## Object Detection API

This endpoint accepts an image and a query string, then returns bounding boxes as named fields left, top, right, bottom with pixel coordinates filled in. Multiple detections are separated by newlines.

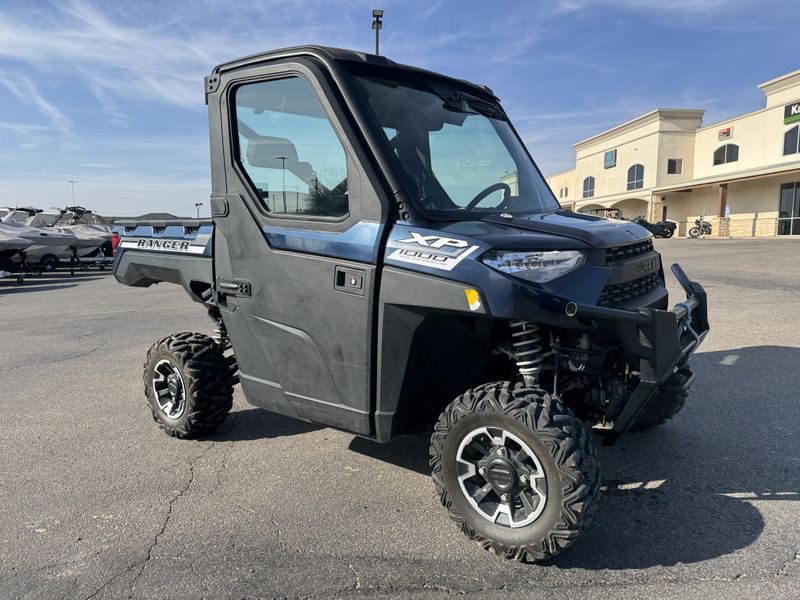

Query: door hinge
left=204, top=74, right=220, bottom=103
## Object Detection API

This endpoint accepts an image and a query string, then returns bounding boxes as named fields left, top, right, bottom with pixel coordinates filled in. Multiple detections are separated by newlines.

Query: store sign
left=784, top=101, right=800, bottom=125
left=718, top=126, right=733, bottom=140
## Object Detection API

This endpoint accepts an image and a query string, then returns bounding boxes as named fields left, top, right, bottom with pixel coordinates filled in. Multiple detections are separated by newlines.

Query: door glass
left=779, top=183, right=794, bottom=218
left=778, top=182, right=799, bottom=235
left=234, top=77, right=349, bottom=217
left=794, top=182, right=800, bottom=217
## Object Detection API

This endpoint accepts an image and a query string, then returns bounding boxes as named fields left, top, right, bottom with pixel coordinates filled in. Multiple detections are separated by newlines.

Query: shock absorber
left=510, top=321, right=543, bottom=387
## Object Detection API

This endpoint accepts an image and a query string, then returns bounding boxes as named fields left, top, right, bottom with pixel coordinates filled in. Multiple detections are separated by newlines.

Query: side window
left=234, top=77, right=349, bottom=217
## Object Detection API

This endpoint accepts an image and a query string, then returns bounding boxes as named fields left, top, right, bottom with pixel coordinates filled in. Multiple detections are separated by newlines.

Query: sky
left=1, top=0, right=798, bottom=217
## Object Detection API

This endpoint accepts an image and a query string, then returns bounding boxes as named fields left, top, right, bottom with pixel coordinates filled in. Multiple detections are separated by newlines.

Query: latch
left=334, top=266, right=365, bottom=296
left=210, top=195, right=229, bottom=217
left=217, top=278, right=252, bottom=298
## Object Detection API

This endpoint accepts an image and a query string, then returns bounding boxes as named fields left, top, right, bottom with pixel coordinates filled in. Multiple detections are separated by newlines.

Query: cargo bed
left=113, top=219, right=214, bottom=302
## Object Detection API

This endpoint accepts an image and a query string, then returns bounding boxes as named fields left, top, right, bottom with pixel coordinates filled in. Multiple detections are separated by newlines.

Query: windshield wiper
left=427, top=83, right=507, bottom=121
left=465, top=97, right=507, bottom=120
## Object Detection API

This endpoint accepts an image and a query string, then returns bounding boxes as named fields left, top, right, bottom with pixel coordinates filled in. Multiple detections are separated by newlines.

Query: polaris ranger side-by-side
left=114, top=46, right=709, bottom=561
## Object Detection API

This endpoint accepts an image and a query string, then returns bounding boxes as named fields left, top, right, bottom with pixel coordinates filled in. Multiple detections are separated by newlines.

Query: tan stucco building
left=546, top=69, right=800, bottom=237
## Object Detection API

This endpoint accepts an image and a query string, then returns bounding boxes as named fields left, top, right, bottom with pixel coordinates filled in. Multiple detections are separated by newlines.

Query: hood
left=482, top=210, right=651, bottom=248
left=426, top=218, right=592, bottom=251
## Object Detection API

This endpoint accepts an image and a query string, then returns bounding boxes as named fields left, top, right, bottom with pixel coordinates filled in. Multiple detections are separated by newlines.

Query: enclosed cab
left=114, top=46, right=708, bottom=562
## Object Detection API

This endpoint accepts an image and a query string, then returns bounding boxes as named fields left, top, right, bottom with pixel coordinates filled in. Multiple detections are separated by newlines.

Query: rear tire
left=688, top=227, right=700, bottom=238
left=664, top=229, right=674, bottom=238
left=430, top=381, right=600, bottom=562
left=143, top=332, right=234, bottom=438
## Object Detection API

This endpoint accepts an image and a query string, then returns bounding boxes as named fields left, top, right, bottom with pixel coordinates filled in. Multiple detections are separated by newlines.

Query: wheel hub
left=455, top=426, right=548, bottom=528
left=485, top=456, right=517, bottom=492
left=152, top=359, right=186, bottom=419
left=167, top=375, right=181, bottom=399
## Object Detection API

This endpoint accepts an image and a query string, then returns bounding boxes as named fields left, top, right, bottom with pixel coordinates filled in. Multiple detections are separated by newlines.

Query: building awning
left=653, top=160, right=800, bottom=194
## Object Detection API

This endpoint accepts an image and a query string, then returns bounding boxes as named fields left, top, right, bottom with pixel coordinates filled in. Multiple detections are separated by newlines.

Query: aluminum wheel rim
left=456, top=426, right=547, bottom=528
left=152, top=359, right=187, bottom=419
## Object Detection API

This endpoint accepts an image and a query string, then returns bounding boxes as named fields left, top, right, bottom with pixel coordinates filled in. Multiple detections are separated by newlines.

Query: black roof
left=209, top=45, right=496, bottom=99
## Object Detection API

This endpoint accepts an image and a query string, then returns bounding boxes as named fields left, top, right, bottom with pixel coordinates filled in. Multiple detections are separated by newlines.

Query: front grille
left=598, top=272, right=660, bottom=307
left=605, top=240, right=654, bottom=265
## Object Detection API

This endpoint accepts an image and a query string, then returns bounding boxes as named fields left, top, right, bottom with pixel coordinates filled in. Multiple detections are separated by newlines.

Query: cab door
left=209, top=60, right=388, bottom=434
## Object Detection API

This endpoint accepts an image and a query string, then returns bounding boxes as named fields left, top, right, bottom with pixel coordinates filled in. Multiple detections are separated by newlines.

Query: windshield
left=349, top=72, right=559, bottom=220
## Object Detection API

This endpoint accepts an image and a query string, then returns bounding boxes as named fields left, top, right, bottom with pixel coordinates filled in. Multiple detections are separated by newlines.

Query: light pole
left=67, top=180, right=77, bottom=205
left=194, top=202, right=203, bottom=219
left=276, top=156, right=289, bottom=212
left=372, top=9, right=383, bottom=55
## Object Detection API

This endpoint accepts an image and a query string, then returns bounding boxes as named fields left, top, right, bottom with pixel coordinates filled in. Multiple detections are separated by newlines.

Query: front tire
left=688, top=227, right=700, bottom=238
left=143, top=332, right=234, bottom=438
left=430, top=382, right=600, bottom=562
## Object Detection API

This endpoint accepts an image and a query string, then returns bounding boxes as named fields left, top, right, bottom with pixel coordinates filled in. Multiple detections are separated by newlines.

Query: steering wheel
left=465, top=182, right=511, bottom=210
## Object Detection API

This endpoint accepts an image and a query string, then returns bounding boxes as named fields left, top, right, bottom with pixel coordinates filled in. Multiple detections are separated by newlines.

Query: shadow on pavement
left=0, top=271, right=111, bottom=294
left=353, top=345, right=800, bottom=569
left=0, top=283, right=80, bottom=294
left=220, top=345, right=799, bottom=569
left=349, top=432, right=431, bottom=475
left=550, top=344, right=799, bottom=569
left=210, top=408, right=322, bottom=442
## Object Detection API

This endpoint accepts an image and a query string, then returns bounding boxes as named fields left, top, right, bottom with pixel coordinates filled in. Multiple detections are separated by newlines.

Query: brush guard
left=560, top=263, right=709, bottom=444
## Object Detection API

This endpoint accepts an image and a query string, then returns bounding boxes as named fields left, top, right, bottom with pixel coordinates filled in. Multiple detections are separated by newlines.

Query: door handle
left=334, top=266, right=365, bottom=296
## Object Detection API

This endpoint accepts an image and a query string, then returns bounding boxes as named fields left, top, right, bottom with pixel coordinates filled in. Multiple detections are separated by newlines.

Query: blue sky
left=0, top=0, right=798, bottom=217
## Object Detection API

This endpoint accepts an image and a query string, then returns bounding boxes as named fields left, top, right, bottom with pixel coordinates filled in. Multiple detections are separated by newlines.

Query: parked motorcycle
left=632, top=216, right=677, bottom=238
left=689, top=216, right=712, bottom=238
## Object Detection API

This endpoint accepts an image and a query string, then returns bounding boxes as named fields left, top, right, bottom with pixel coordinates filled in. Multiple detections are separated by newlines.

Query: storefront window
left=777, top=182, right=800, bottom=235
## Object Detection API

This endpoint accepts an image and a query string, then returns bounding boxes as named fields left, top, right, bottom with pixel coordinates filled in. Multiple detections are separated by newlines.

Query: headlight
left=481, top=250, right=586, bottom=283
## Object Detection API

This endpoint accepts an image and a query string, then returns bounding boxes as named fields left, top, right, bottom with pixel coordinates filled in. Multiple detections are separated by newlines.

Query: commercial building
left=546, top=69, right=800, bottom=236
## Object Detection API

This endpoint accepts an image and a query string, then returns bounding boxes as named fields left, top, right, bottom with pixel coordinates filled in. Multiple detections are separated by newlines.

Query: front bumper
left=559, top=263, right=709, bottom=443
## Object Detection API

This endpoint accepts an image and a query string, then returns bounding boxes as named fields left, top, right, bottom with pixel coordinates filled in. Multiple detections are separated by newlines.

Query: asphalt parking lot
left=1, top=238, right=799, bottom=600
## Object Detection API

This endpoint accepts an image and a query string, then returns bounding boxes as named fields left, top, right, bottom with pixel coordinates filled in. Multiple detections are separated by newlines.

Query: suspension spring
left=212, top=324, right=231, bottom=351
left=510, top=321, right=543, bottom=387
